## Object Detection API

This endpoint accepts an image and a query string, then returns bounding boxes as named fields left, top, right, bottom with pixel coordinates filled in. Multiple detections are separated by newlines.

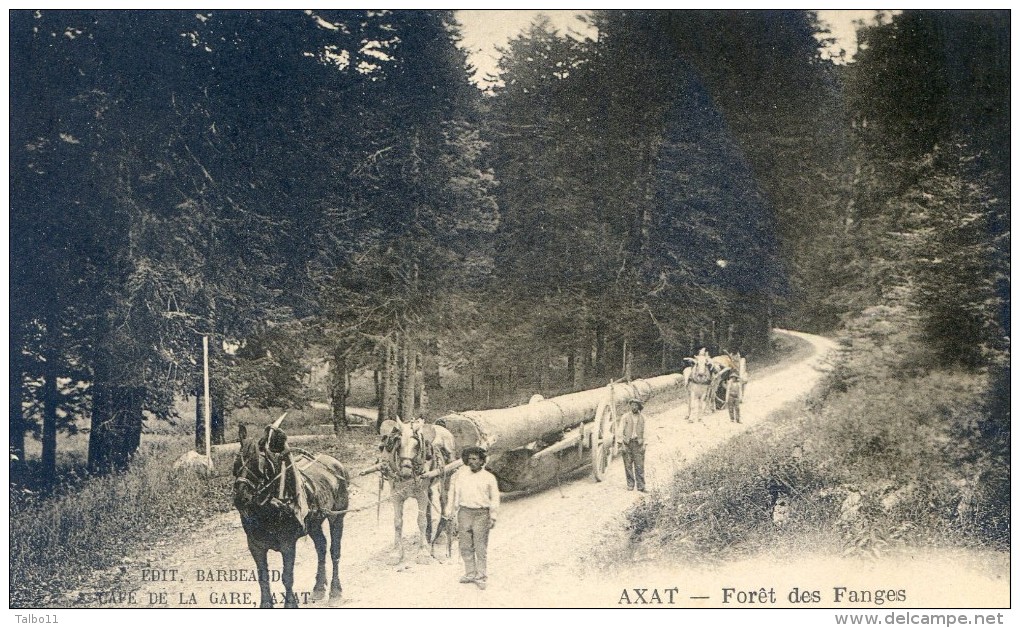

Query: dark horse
left=232, top=416, right=349, bottom=607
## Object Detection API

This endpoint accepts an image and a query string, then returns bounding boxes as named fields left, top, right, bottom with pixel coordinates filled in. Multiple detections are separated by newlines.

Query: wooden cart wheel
left=591, top=398, right=615, bottom=482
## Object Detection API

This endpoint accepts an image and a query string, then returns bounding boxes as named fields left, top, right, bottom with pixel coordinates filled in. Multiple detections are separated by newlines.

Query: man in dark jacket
left=621, top=398, right=647, bottom=492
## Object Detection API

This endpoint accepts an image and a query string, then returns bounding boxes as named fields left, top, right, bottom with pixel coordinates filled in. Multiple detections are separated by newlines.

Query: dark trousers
left=457, top=507, right=491, bottom=580
left=622, top=440, right=646, bottom=490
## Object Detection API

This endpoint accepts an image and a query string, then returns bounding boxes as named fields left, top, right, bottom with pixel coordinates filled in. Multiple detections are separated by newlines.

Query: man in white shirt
left=444, top=446, right=500, bottom=590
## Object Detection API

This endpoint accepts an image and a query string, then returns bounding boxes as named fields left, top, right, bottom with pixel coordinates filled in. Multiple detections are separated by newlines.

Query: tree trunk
left=41, top=350, right=59, bottom=482
left=373, top=369, right=380, bottom=404
left=396, top=334, right=408, bottom=421
left=211, top=393, right=225, bottom=446
left=329, top=346, right=348, bottom=436
left=194, top=384, right=225, bottom=448
left=414, top=352, right=426, bottom=417
left=594, top=322, right=607, bottom=378
left=422, top=339, right=441, bottom=390
left=377, top=342, right=392, bottom=429
left=397, top=337, right=416, bottom=421
left=572, top=344, right=586, bottom=390
left=9, top=346, right=25, bottom=470
left=583, top=338, right=593, bottom=381
left=88, top=381, right=143, bottom=475
left=408, top=344, right=418, bottom=415
left=386, top=338, right=399, bottom=420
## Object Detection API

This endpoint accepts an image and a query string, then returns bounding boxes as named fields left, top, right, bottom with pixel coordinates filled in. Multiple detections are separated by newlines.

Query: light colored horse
left=682, top=349, right=713, bottom=421
left=379, top=417, right=456, bottom=563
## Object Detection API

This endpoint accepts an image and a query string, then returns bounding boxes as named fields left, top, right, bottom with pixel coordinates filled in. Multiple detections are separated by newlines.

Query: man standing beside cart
left=621, top=398, right=647, bottom=492
left=445, top=446, right=500, bottom=590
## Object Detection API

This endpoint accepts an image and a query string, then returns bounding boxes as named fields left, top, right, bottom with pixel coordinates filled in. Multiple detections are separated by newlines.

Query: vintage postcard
left=8, top=8, right=1010, bottom=626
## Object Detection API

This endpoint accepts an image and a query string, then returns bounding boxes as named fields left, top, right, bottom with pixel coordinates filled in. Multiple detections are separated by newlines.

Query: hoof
left=415, top=553, right=433, bottom=565
left=311, top=588, right=326, bottom=601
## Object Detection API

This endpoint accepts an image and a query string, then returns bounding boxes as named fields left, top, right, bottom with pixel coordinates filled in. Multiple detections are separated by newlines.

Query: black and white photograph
left=8, top=8, right=1011, bottom=622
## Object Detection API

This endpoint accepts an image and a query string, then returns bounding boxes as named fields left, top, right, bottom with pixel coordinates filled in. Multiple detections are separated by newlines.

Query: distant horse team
left=683, top=348, right=747, bottom=422
left=231, top=349, right=747, bottom=607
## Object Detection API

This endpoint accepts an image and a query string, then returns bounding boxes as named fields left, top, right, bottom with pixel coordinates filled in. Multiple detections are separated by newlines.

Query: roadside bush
left=9, top=439, right=228, bottom=607
left=623, top=356, right=1007, bottom=565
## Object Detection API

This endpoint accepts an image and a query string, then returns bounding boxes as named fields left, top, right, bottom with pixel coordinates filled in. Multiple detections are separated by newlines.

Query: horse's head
left=233, top=413, right=288, bottom=511
left=683, top=350, right=712, bottom=386
left=692, top=350, right=710, bottom=377
left=379, top=417, right=426, bottom=479
left=398, top=419, right=429, bottom=479
left=233, top=423, right=268, bottom=511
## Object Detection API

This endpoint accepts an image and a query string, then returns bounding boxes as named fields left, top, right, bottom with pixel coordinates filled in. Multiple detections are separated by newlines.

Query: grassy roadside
left=608, top=326, right=1009, bottom=567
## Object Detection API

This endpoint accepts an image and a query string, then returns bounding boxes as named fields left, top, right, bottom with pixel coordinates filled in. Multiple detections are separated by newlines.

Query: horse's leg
left=433, top=475, right=450, bottom=558
left=281, top=541, right=299, bottom=608
left=308, top=519, right=327, bottom=600
left=425, top=487, right=434, bottom=541
left=426, top=481, right=442, bottom=546
left=415, top=490, right=432, bottom=562
left=392, top=493, right=405, bottom=563
left=249, top=541, right=273, bottom=609
left=328, top=514, right=344, bottom=602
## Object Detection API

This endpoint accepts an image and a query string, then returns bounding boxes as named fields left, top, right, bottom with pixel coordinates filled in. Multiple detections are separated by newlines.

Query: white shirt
left=448, top=465, right=500, bottom=520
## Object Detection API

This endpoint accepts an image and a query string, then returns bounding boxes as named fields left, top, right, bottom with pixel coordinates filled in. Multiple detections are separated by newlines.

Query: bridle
left=233, top=441, right=285, bottom=509
left=382, top=428, right=432, bottom=484
left=690, top=357, right=711, bottom=385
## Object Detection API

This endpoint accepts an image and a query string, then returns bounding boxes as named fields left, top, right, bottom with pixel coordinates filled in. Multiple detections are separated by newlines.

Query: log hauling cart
left=437, top=374, right=685, bottom=492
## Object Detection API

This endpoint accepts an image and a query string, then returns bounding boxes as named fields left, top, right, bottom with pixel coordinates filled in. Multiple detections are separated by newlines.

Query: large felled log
left=439, top=373, right=684, bottom=456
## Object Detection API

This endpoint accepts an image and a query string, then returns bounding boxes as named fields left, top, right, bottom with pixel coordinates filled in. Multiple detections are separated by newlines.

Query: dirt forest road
left=77, top=330, right=1008, bottom=608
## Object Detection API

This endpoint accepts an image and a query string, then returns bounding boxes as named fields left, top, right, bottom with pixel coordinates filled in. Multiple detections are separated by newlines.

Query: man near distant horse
left=444, top=446, right=500, bottom=590
left=621, top=398, right=647, bottom=492
left=724, top=368, right=744, bottom=423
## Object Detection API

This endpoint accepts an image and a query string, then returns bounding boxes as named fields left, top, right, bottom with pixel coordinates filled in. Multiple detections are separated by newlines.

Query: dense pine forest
left=9, top=9, right=1008, bottom=495
left=9, top=10, right=1011, bottom=609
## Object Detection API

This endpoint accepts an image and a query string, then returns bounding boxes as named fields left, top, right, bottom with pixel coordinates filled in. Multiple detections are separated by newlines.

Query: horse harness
left=689, top=361, right=712, bottom=386
left=381, top=429, right=444, bottom=486
left=233, top=439, right=344, bottom=509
